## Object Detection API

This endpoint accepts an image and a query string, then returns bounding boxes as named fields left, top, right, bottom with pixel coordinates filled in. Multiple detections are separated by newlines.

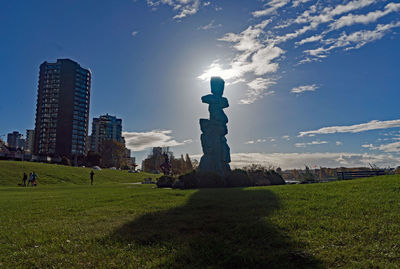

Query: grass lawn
left=0, top=160, right=158, bottom=186
left=1, top=161, right=400, bottom=268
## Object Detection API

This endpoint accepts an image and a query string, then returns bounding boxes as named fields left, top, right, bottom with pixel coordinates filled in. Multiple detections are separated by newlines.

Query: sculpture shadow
left=108, top=188, right=322, bottom=268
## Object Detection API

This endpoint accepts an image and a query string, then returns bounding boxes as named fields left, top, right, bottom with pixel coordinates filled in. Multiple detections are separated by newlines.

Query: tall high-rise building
left=34, top=59, right=91, bottom=157
left=90, top=114, right=122, bottom=153
left=25, top=129, right=35, bottom=153
left=7, top=131, right=25, bottom=150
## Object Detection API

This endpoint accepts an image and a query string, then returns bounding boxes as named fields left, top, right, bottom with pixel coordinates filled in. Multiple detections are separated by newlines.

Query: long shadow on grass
left=108, top=188, right=322, bottom=268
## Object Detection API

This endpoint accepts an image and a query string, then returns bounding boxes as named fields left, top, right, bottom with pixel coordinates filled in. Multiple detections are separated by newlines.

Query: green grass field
left=0, top=160, right=158, bottom=186
left=1, top=161, right=400, bottom=268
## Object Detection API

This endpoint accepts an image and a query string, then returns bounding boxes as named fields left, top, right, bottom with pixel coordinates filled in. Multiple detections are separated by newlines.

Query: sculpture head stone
left=210, top=76, right=225, bottom=97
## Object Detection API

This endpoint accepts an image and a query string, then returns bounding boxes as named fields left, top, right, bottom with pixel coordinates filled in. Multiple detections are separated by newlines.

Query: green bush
left=177, top=166, right=285, bottom=189
left=178, top=171, right=225, bottom=189
left=156, top=176, right=175, bottom=188
left=179, top=170, right=198, bottom=189
left=197, top=171, right=226, bottom=188
left=226, top=169, right=253, bottom=187
left=172, top=180, right=184, bottom=189
left=247, top=170, right=271, bottom=186
left=265, top=170, right=285, bottom=185
left=61, top=156, right=71, bottom=166
left=244, top=166, right=285, bottom=186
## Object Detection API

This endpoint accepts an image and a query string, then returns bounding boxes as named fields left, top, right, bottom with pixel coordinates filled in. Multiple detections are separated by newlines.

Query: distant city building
left=141, top=147, right=193, bottom=174
left=25, top=129, right=35, bottom=153
left=87, top=135, right=92, bottom=151
left=90, top=114, right=122, bottom=153
left=7, top=131, right=25, bottom=150
left=0, top=139, right=7, bottom=154
left=153, top=147, right=163, bottom=157
left=126, top=156, right=136, bottom=169
left=121, top=136, right=131, bottom=157
left=142, top=147, right=172, bottom=173
left=125, top=147, right=131, bottom=159
left=33, top=59, right=91, bottom=157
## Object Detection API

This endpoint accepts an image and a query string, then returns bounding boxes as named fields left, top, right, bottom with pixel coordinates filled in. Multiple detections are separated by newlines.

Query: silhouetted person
left=22, top=173, right=27, bottom=187
left=90, top=171, right=94, bottom=185
left=28, top=172, right=33, bottom=186
left=32, top=172, right=38, bottom=187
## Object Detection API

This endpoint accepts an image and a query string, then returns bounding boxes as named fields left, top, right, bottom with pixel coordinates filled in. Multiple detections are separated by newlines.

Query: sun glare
left=198, top=62, right=239, bottom=82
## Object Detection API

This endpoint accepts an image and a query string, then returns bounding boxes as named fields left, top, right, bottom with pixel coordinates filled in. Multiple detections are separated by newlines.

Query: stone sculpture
left=199, top=77, right=231, bottom=176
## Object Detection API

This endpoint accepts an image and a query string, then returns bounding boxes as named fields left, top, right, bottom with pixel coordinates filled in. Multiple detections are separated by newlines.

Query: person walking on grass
left=28, top=172, right=33, bottom=186
left=31, top=171, right=38, bottom=187
left=22, top=172, right=27, bottom=187
left=90, top=170, right=94, bottom=185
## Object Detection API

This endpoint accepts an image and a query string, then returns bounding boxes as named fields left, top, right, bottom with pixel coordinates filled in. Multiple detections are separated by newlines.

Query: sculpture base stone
left=199, top=154, right=231, bottom=176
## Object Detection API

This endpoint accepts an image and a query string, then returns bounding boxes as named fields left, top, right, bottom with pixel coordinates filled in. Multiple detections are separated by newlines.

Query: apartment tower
left=7, top=131, right=25, bottom=150
left=89, top=114, right=122, bottom=153
left=33, top=59, right=91, bottom=157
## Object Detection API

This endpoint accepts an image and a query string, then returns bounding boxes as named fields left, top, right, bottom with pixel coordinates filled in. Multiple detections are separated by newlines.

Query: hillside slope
left=0, top=161, right=156, bottom=185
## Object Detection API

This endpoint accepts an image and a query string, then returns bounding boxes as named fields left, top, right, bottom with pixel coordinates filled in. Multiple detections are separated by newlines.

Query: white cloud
left=146, top=0, right=202, bottom=19
left=122, top=130, right=192, bottom=151
left=311, top=140, right=328, bottom=145
left=197, top=1, right=400, bottom=104
left=299, top=119, right=400, bottom=137
left=240, top=78, right=276, bottom=104
left=252, top=0, right=290, bottom=17
left=198, top=20, right=283, bottom=104
left=292, top=0, right=312, bottom=7
left=173, top=1, right=201, bottom=19
left=361, top=143, right=378, bottom=150
left=224, top=152, right=400, bottom=169
left=362, top=141, right=400, bottom=153
left=306, top=21, right=400, bottom=57
left=327, top=0, right=378, bottom=17
left=291, top=84, right=318, bottom=94
left=216, top=20, right=270, bottom=52
left=273, top=0, right=398, bottom=61
left=199, top=21, right=278, bottom=78
left=276, top=0, right=379, bottom=44
left=295, top=143, right=306, bottom=148
left=131, top=31, right=139, bottom=36
left=378, top=141, right=400, bottom=153
left=292, top=0, right=378, bottom=27
left=328, top=2, right=400, bottom=31
left=296, top=34, right=323, bottom=45
left=295, top=140, right=328, bottom=148
left=198, top=20, right=222, bottom=30
left=245, top=138, right=268, bottom=144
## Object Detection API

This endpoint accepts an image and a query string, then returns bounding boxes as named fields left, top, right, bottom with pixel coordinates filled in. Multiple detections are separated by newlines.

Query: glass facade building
left=90, top=114, right=123, bottom=153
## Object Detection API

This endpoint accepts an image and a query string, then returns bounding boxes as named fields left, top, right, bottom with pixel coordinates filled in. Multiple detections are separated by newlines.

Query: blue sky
left=1, top=0, right=400, bottom=168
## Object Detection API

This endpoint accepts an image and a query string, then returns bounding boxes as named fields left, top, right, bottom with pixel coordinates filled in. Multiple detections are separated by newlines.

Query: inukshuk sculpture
left=199, top=76, right=231, bottom=176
